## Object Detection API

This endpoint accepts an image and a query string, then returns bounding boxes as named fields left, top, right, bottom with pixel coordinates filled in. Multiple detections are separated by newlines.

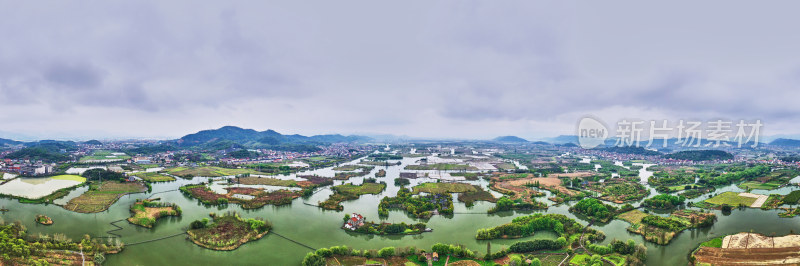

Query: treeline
left=586, top=238, right=647, bottom=264
left=508, top=238, right=567, bottom=253
left=487, top=196, right=547, bottom=214
left=302, top=243, right=476, bottom=266
left=641, top=215, right=685, bottom=231
left=569, top=198, right=618, bottom=222
left=664, top=150, right=733, bottom=161
left=368, top=153, right=403, bottom=161
left=643, top=194, right=686, bottom=209
left=4, top=145, right=71, bottom=162
left=704, top=165, right=770, bottom=185
left=475, top=214, right=579, bottom=240
left=82, top=169, right=127, bottom=182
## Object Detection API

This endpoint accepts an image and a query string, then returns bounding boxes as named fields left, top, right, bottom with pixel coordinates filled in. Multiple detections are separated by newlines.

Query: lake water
left=0, top=158, right=798, bottom=265
left=0, top=177, right=85, bottom=199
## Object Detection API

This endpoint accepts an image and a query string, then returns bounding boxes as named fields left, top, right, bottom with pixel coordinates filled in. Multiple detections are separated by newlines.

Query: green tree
left=302, top=252, right=325, bottom=266
left=378, top=247, right=395, bottom=258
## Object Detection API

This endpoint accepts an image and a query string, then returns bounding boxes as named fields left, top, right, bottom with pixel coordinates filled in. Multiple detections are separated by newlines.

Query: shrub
left=315, top=248, right=332, bottom=257
left=378, top=247, right=395, bottom=258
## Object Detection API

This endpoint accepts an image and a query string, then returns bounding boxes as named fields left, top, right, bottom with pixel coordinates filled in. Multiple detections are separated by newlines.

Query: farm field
left=63, top=181, right=147, bottom=213
left=166, top=166, right=267, bottom=177
left=704, top=192, right=760, bottom=207
left=404, top=163, right=478, bottom=170
left=79, top=150, right=130, bottom=162
left=131, top=172, right=176, bottom=182
left=738, top=181, right=781, bottom=190
left=237, top=176, right=297, bottom=187
left=411, top=182, right=477, bottom=194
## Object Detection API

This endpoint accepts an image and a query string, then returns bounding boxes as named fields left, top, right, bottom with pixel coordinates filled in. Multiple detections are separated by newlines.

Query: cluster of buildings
left=343, top=213, right=365, bottom=231
left=0, top=160, right=56, bottom=176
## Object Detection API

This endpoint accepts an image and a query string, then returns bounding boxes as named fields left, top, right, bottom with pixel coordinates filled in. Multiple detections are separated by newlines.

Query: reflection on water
left=0, top=177, right=84, bottom=199
left=0, top=156, right=795, bottom=266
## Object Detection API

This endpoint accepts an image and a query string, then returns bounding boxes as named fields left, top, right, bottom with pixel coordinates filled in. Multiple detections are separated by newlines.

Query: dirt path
left=740, top=193, right=769, bottom=208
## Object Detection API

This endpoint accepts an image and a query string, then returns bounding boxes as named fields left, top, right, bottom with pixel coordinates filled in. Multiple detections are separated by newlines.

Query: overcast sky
left=1, top=1, right=799, bottom=141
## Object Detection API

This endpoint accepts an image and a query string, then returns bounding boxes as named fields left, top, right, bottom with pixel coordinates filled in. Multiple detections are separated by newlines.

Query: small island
left=342, top=213, right=429, bottom=235
left=187, top=213, right=272, bottom=251
left=617, top=209, right=715, bottom=244
left=127, top=199, right=181, bottom=228
left=35, top=215, right=53, bottom=225
left=319, top=181, right=386, bottom=210
left=378, top=188, right=453, bottom=219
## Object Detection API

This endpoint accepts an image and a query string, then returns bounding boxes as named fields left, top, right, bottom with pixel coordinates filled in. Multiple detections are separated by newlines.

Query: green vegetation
left=405, top=163, right=477, bottom=171
left=367, top=153, right=403, bottom=160
left=783, top=190, right=800, bottom=204
left=187, top=212, right=271, bottom=250
left=82, top=168, right=127, bottom=181
left=475, top=213, right=586, bottom=240
left=332, top=165, right=365, bottom=171
left=79, top=150, right=130, bottom=162
left=457, top=189, right=496, bottom=207
left=664, top=150, right=733, bottom=161
left=642, top=194, right=686, bottom=209
left=127, top=199, right=181, bottom=228
left=179, top=183, right=301, bottom=209
left=508, top=239, right=567, bottom=252
left=50, top=175, right=87, bottom=182
left=411, top=182, right=477, bottom=194
left=5, top=145, right=71, bottom=162
left=347, top=217, right=428, bottom=235
left=589, top=181, right=649, bottom=202
left=703, top=165, right=770, bottom=186
left=449, top=172, right=481, bottom=180
left=738, top=180, right=782, bottom=190
left=679, top=186, right=715, bottom=199
left=166, top=166, right=266, bottom=178
left=237, top=176, right=298, bottom=186
left=569, top=198, right=627, bottom=222
left=64, top=181, right=147, bottom=213
left=320, top=182, right=386, bottom=210
left=0, top=220, right=123, bottom=265
left=699, top=237, right=723, bottom=248
left=704, top=192, right=757, bottom=207
left=487, top=196, right=547, bottom=214
left=130, top=172, right=175, bottom=182
left=379, top=188, right=453, bottom=218
left=618, top=209, right=715, bottom=244
left=333, top=166, right=374, bottom=180
left=35, top=215, right=53, bottom=225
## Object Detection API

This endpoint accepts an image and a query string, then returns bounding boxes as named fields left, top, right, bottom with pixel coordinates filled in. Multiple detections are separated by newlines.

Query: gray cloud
left=0, top=0, right=799, bottom=140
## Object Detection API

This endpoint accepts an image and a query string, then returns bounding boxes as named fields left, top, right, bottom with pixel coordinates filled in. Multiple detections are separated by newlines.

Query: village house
left=343, top=213, right=365, bottom=231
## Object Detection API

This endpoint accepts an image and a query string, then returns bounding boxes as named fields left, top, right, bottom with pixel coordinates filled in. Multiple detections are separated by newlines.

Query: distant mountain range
left=769, top=138, right=800, bottom=147
left=173, top=126, right=373, bottom=150
left=493, top=136, right=528, bottom=143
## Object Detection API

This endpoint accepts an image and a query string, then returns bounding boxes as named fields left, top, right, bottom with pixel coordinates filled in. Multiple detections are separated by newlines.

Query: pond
left=0, top=175, right=86, bottom=199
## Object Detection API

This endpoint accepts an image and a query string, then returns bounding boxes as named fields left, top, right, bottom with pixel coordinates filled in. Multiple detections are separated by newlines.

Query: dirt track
left=695, top=233, right=800, bottom=265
